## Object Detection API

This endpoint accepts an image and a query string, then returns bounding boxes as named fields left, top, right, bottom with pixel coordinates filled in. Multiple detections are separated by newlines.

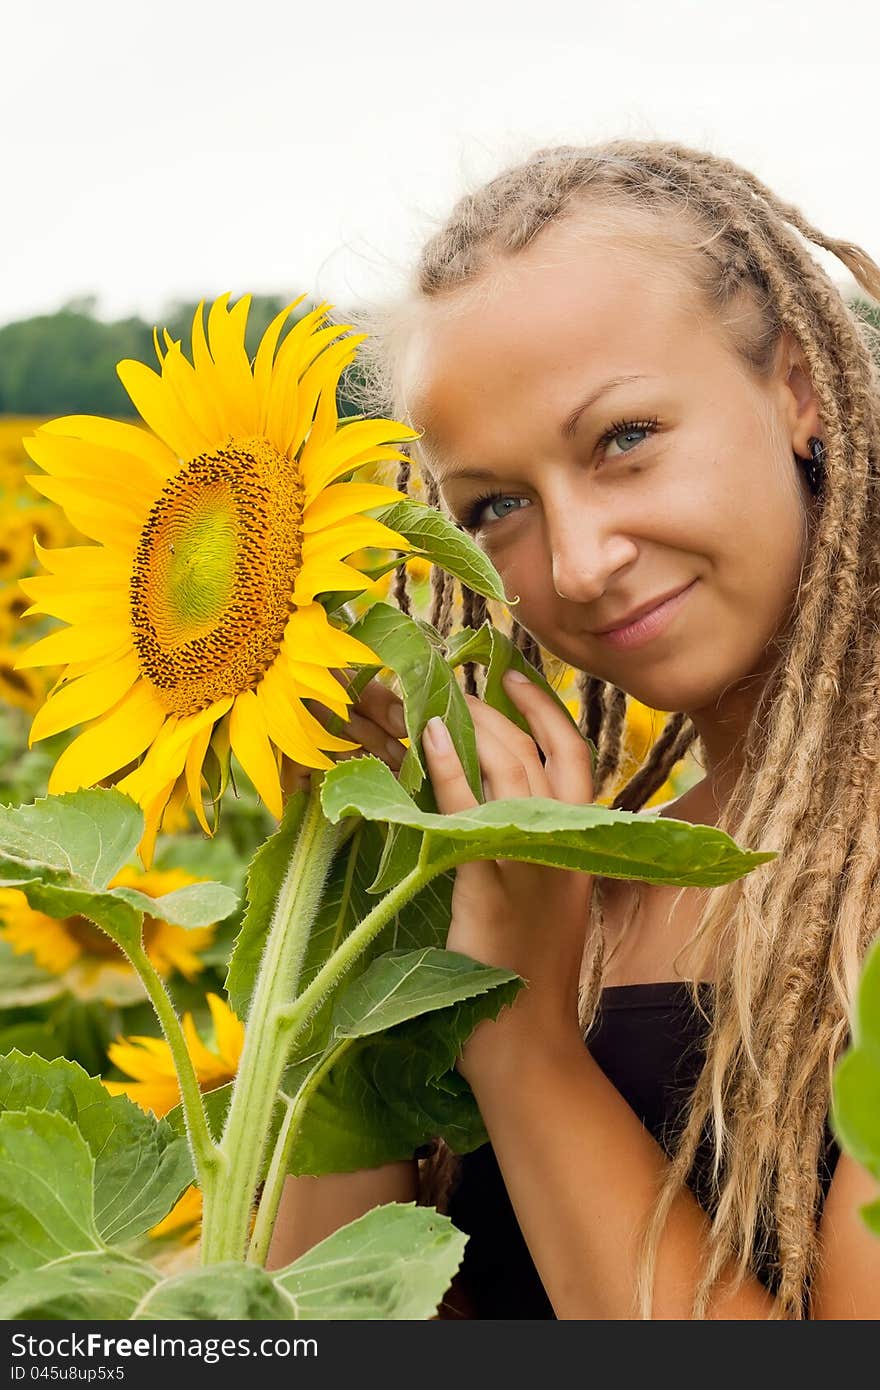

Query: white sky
left=3, top=0, right=879, bottom=326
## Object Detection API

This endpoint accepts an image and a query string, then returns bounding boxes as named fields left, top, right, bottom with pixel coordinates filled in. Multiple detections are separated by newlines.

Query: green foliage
left=132, top=1204, right=465, bottom=1321
left=831, top=936, right=880, bottom=1236
left=0, top=295, right=365, bottom=417
left=286, top=952, right=522, bottom=1172
left=0, top=1053, right=463, bottom=1319
left=321, top=754, right=778, bottom=886
left=0, top=788, right=238, bottom=954
left=0, top=1051, right=193, bottom=1244
left=374, top=499, right=509, bottom=604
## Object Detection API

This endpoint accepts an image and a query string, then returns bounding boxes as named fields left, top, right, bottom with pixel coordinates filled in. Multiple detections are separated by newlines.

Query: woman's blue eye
left=464, top=494, right=529, bottom=530
left=600, top=417, right=658, bottom=459
left=608, top=426, right=648, bottom=455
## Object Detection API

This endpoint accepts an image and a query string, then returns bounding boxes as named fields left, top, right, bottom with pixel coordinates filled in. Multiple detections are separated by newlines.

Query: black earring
left=797, top=436, right=826, bottom=497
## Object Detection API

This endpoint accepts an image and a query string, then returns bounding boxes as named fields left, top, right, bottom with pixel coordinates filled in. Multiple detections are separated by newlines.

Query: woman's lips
left=594, top=580, right=698, bottom=650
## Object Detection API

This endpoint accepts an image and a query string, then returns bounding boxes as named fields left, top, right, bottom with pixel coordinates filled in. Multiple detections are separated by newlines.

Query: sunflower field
left=0, top=299, right=721, bottom=1319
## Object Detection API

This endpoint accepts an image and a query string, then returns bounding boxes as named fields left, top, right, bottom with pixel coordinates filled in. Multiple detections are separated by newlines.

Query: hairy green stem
left=247, top=1042, right=346, bottom=1265
left=200, top=780, right=344, bottom=1265
left=275, top=858, right=429, bottom=1043
left=128, top=944, right=219, bottom=1185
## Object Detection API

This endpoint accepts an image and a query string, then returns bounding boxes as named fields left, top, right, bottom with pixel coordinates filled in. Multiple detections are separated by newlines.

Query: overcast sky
left=4, top=0, right=879, bottom=327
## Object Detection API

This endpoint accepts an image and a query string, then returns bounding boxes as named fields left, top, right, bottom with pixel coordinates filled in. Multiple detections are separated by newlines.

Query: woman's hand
left=280, top=667, right=407, bottom=799
left=421, top=668, right=595, bottom=1085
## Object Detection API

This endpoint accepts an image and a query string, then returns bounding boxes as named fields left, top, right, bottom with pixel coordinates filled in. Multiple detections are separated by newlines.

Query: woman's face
left=402, top=223, right=818, bottom=717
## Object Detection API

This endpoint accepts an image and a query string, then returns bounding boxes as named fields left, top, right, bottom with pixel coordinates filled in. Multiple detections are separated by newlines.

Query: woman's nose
left=548, top=509, right=638, bottom=604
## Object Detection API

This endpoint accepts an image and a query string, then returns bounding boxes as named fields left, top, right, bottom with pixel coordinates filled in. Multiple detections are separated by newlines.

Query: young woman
left=267, top=139, right=880, bottom=1319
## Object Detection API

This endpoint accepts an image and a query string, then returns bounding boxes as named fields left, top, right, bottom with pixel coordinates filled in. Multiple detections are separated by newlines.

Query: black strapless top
left=438, top=981, right=840, bottom=1319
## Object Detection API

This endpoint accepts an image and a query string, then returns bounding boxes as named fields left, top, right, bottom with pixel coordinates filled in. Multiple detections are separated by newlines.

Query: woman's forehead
left=401, top=236, right=705, bottom=441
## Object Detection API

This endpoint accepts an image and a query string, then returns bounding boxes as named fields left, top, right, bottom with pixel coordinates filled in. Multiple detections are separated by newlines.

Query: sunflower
left=0, top=514, right=33, bottom=583
left=14, top=295, right=417, bottom=863
left=0, top=864, right=216, bottom=1004
left=0, top=582, right=31, bottom=640
left=104, top=990, right=243, bottom=1118
left=0, top=642, right=46, bottom=713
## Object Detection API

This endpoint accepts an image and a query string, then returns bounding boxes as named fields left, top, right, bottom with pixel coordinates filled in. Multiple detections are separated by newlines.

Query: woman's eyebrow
left=561, top=373, right=653, bottom=439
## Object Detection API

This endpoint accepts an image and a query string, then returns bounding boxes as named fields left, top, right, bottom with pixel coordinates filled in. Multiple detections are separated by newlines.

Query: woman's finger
left=464, top=695, right=552, bottom=801
left=422, top=716, right=480, bottom=815
left=500, top=671, right=594, bottom=805
left=354, top=675, right=408, bottom=738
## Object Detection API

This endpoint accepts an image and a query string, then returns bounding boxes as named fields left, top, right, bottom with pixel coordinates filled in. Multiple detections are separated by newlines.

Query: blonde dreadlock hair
left=345, top=139, right=880, bottom=1318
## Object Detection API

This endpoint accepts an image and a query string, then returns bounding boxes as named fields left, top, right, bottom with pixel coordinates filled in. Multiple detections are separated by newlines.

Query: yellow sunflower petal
left=285, top=334, right=363, bottom=459
left=301, top=482, right=406, bottom=534
left=156, top=337, right=225, bottom=445
left=253, top=297, right=308, bottom=423
left=23, top=434, right=160, bottom=514
left=263, top=307, right=337, bottom=456
left=117, top=698, right=233, bottom=807
left=284, top=602, right=382, bottom=668
left=103, top=1077, right=181, bottom=1117
left=207, top=294, right=258, bottom=436
left=38, top=416, right=176, bottom=487
left=107, top=1036, right=178, bottom=1083
left=300, top=419, right=419, bottom=502
left=206, top=993, right=244, bottom=1072
left=24, top=475, right=144, bottom=547
left=14, top=622, right=130, bottom=671
left=182, top=1010, right=229, bottom=1081
left=31, top=538, right=129, bottom=584
left=28, top=650, right=140, bottom=745
left=302, top=515, right=414, bottom=563
left=184, top=719, right=215, bottom=836
left=229, top=689, right=284, bottom=817
left=117, top=358, right=211, bottom=460
left=137, top=776, right=177, bottom=872
left=47, top=682, right=169, bottom=794
left=292, top=559, right=374, bottom=606
left=60, top=642, right=132, bottom=683
left=285, top=660, right=351, bottom=713
left=18, top=577, right=128, bottom=628
left=149, top=1185, right=202, bottom=1240
left=256, top=661, right=340, bottom=768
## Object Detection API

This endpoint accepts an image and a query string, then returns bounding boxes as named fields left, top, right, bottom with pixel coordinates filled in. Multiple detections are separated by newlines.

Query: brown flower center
left=130, top=437, right=305, bottom=716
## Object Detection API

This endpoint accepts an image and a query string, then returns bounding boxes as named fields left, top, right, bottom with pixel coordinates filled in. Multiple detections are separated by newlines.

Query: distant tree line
left=0, top=295, right=366, bottom=419
left=2, top=293, right=877, bottom=421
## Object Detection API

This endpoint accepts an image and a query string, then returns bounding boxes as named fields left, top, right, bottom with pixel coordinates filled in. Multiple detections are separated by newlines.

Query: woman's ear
left=774, top=332, right=823, bottom=455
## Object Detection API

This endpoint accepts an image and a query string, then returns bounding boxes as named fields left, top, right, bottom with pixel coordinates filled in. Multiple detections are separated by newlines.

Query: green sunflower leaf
left=0, top=788, right=143, bottom=885
left=225, top=788, right=310, bottom=1020
left=0, top=1050, right=193, bottom=1244
left=446, top=622, right=588, bottom=746
left=0, top=1251, right=160, bottom=1320
left=272, top=1202, right=468, bottom=1319
left=112, top=881, right=239, bottom=929
left=328, top=946, right=520, bottom=1041
left=832, top=936, right=880, bottom=1186
left=0, top=788, right=237, bottom=955
left=321, top=754, right=778, bottom=886
left=132, top=1202, right=466, bottom=1320
left=284, top=949, right=522, bottom=1175
left=133, top=1264, right=298, bottom=1320
left=0, top=1109, right=102, bottom=1281
left=286, top=975, right=520, bottom=1173
left=341, top=603, right=482, bottom=894
left=373, top=498, right=509, bottom=604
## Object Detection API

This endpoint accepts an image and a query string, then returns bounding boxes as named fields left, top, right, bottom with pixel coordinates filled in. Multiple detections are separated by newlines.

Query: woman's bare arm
left=265, top=1160, right=419, bottom=1269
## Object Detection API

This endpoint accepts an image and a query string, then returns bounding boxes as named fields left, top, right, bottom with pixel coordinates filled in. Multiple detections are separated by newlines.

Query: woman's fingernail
left=389, top=704, right=407, bottom=734
left=425, top=716, right=453, bottom=752
left=503, top=669, right=530, bottom=685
